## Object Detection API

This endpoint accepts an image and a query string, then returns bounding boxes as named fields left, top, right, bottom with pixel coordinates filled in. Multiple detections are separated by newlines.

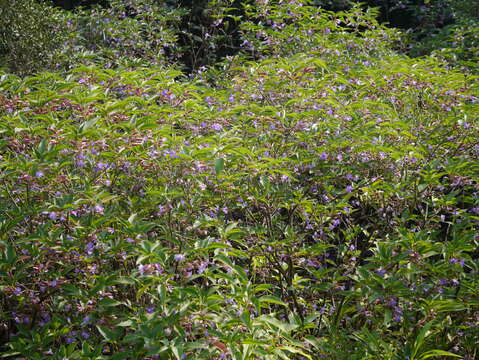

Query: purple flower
left=158, top=205, right=168, bottom=215
left=81, top=316, right=91, bottom=326
left=449, top=258, right=465, bottom=267
left=319, top=152, right=328, bottom=160
left=387, top=298, right=397, bottom=307
left=48, top=212, right=57, bottom=220
left=13, top=287, right=22, bottom=296
left=198, top=262, right=208, bottom=274
left=346, top=185, right=353, bottom=193
left=306, top=259, right=320, bottom=268
left=95, top=162, right=109, bottom=171
left=376, top=268, right=386, bottom=277
left=35, top=170, right=44, bottom=178
left=211, top=123, right=223, bottom=131
left=329, top=219, right=340, bottom=230
left=93, top=204, right=104, bottom=215
left=163, top=149, right=178, bottom=159
left=393, top=306, right=403, bottom=322
left=174, top=254, right=185, bottom=262
left=85, top=242, right=95, bottom=256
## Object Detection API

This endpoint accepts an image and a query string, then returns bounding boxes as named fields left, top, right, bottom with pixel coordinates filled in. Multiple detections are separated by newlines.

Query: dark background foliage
left=1, top=0, right=478, bottom=75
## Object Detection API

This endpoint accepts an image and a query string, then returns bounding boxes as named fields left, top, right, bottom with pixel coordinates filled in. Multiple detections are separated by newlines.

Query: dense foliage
left=0, top=0, right=68, bottom=75
left=1, top=0, right=479, bottom=75
left=0, top=0, right=478, bottom=359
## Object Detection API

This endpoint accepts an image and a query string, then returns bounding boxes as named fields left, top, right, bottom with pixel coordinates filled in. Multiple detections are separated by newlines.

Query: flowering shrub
left=61, top=0, right=184, bottom=69
left=0, top=1, right=478, bottom=359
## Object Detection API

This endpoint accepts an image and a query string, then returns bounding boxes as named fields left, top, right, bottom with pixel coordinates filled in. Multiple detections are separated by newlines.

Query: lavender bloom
left=449, top=258, right=465, bottom=267
left=393, top=306, right=403, bottom=322
left=85, top=242, right=95, bottom=256
left=329, top=219, right=340, bottom=230
left=387, top=298, right=397, bottom=307
left=211, top=123, right=223, bottom=131
left=198, top=262, right=208, bottom=274
left=95, top=162, right=109, bottom=171
left=320, top=152, right=328, bottom=160
left=376, top=268, right=386, bottom=277
left=158, top=205, right=168, bottom=215
left=174, top=254, right=185, bottom=262
left=163, top=149, right=178, bottom=158
left=93, top=204, right=104, bottom=215
left=13, top=287, right=22, bottom=296
left=81, top=316, right=91, bottom=326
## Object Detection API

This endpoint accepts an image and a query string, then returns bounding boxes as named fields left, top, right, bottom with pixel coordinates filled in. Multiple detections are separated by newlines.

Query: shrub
left=60, top=0, right=184, bottom=70
left=0, top=1, right=478, bottom=359
left=0, top=0, right=68, bottom=76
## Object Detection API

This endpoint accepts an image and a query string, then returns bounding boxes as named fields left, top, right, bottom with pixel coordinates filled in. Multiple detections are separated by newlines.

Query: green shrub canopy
left=0, top=1, right=478, bottom=359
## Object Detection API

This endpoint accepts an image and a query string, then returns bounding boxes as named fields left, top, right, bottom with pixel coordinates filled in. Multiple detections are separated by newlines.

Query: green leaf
left=96, top=325, right=121, bottom=342
left=128, top=213, right=138, bottom=225
left=412, top=320, right=434, bottom=359
left=258, top=295, right=288, bottom=307
left=418, top=350, right=463, bottom=359
left=257, top=315, right=299, bottom=333
left=98, top=297, right=122, bottom=307
left=215, top=158, right=225, bottom=175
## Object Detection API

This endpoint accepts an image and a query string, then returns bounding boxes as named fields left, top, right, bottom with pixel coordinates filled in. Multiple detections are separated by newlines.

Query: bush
left=409, top=19, right=479, bottom=73
left=1, top=1, right=478, bottom=358
left=61, top=0, right=184, bottom=70
left=0, top=0, right=68, bottom=76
